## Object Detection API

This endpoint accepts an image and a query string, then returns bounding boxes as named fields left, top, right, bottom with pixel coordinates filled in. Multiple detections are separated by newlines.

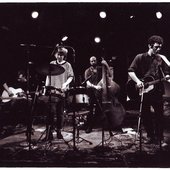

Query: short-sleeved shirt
left=128, top=52, right=170, bottom=96
left=84, top=66, right=102, bottom=85
left=46, top=60, right=74, bottom=89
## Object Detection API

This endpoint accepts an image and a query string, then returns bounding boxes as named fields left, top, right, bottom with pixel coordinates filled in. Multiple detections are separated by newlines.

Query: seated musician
left=43, top=46, right=74, bottom=140
left=0, top=70, right=31, bottom=135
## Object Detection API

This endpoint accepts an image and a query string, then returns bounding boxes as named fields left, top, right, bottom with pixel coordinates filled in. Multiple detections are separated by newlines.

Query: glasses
left=153, top=45, right=162, bottom=49
left=58, top=52, right=65, bottom=56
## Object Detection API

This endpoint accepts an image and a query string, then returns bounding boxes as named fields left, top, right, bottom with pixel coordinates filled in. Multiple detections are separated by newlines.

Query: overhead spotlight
left=156, top=11, right=162, bottom=19
left=61, top=36, right=68, bottom=42
left=94, top=37, right=101, bottom=43
left=130, top=15, right=135, bottom=19
left=99, top=11, right=107, bottom=19
left=31, top=11, right=39, bottom=19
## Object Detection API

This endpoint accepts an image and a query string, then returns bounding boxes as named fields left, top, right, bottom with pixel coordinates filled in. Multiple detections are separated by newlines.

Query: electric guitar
left=1, top=87, right=26, bottom=103
left=126, top=76, right=170, bottom=100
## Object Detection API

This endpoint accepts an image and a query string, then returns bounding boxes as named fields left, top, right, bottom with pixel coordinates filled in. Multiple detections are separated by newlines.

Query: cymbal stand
left=136, top=86, right=144, bottom=152
left=26, top=84, right=39, bottom=149
left=37, top=65, right=70, bottom=152
left=36, top=65, right=54, bottom=149
left=21, top=44, right=34, bottom=151
left=66, top=86, right=78, bottom=150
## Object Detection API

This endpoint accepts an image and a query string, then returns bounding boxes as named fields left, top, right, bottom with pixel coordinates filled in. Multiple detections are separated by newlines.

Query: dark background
left=0, top=2, right=170, bottom=104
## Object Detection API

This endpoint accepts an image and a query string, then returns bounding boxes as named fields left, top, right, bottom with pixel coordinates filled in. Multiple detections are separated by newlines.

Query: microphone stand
left=65, top=46, right=77, bottom=150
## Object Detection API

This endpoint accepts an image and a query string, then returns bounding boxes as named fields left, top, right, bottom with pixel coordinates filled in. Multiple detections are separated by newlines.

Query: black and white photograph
left=0, top=1, right=170, bottom=167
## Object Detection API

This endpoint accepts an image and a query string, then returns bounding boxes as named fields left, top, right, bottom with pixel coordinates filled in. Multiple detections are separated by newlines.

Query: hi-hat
left=36, top=63, right=65, bottom=76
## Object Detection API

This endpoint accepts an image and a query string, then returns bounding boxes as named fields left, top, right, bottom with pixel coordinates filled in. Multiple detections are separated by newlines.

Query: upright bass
left=97, top=58, right=125, bottom=129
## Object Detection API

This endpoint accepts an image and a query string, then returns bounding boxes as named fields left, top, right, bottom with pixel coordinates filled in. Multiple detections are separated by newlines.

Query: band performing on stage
left=0, top=34, right=170, bottom=151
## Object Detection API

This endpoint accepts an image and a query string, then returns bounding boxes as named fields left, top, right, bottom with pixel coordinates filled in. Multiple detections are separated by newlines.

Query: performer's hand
left=8, top=90, right=14, bottom=97
left=101, top=60, right=107, bottom=66
left=165, top=75, right=170, bottom=82
left=94, top=85, right=102, bottom=91
left=61, top=83, right=68, bottom=91
left=136, top=80, right=144, bottom=89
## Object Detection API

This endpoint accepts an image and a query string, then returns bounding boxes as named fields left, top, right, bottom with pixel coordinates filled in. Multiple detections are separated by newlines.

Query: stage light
left=130, top=15, right=135, bottom=19
left=99, top=11, right=106, bottom=19
left=62, top=36, right=68, bottom=42
left=94, top=37, right=101, bottom=43
left=156, top=11, right=162, bottom=19
left=31, top=11, right=39, bottom=19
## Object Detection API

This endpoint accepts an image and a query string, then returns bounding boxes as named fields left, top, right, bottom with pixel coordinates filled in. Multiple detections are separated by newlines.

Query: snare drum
left=66, top=86, right=89, bottom=110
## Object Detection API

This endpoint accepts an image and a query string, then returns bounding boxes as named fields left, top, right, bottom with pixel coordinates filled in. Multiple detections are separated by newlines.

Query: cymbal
left=36, top=63, right=65, bottom=76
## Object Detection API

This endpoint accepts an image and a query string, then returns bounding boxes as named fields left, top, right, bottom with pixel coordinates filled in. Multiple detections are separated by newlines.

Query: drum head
left=66, top=86, right=89, bottom=112
left=67, top=86, right=87, bottom=95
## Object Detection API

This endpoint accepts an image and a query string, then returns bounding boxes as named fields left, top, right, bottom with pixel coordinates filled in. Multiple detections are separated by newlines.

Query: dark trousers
left=46, top=96, right=64, bottom=130
left=86, top=89, right=102, bottom=129
left=142, top=94, right=164, bottom=140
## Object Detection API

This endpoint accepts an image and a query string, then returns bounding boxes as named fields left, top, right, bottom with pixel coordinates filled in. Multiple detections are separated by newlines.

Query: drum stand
left=67, top=87, right=93, bottom=149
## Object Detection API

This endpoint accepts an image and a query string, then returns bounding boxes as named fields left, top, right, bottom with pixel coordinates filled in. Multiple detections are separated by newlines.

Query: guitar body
left=126, top=76, right=155, bottom=100
left=1, top=87, right=25, bottom=103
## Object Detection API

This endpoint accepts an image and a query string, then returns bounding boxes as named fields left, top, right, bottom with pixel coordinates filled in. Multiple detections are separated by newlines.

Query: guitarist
left=0, top=70, right=31, bottom=134
left=128, top=35, right=170, bottom=145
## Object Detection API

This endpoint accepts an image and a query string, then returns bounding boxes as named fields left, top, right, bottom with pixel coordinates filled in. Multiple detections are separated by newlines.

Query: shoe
left=85, top=127, right=92, bottom=133
left=57, top=131, right=63, bottom=139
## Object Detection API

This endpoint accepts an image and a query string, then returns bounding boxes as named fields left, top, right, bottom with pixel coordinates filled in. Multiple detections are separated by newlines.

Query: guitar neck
left=146, top=77, right=167, bottom=86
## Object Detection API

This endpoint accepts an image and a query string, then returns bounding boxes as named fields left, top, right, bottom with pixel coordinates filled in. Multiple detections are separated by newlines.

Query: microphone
left=51, top=43, right=61, bottom=56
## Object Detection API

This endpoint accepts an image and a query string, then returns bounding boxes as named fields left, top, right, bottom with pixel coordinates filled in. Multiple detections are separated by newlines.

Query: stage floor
left=0, top=117, right=170, bottom=167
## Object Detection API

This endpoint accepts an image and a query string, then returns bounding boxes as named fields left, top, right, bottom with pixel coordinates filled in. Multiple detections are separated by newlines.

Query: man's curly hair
left=148, top=35, right=164, bottom=46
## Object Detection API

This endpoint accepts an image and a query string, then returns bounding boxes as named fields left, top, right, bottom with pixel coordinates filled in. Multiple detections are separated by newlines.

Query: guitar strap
left=158, top=65, right=165, bottom=78
left=159, top=54, right=170, bottom=67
